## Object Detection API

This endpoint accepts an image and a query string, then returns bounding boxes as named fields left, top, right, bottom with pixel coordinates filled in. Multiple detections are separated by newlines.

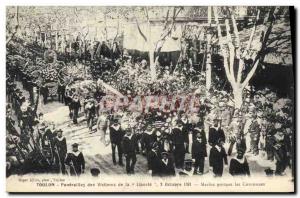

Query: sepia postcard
left=6, top=6, right=295, bottom=193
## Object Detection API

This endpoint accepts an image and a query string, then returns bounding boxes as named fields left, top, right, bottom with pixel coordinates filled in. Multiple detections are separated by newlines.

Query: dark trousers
left=141, top=134, right=151, bottom=154
left=87, top=116, right=94, bottom=130
left=266, top=147, right=274, bottom=161
left=275, top=150, right=288, bottom=175
left=73, top=108, right=79, bottom=124
left=43, top=93, right=48, bottom=104
left=112, top=143, right=123, bottom=165
left=125, top=153, right=136, bottom=174
left=212, top=164, right=224, bottom=177
left=58, top=93, right=65, bottom=103
left=194, top=156, right=205, bottom=174
left=275, top=160, right=288, bottom=175
left=250, top=139, right=259, bottom=155
left=174, top=144, right=185, bottom=169
left=55, top=153, right=66, bottom=174
left=58, top=86, right=65, bottom=103
left=68, top=106, right=73, bottom=118
left=135, top=134, right=141, bottom=153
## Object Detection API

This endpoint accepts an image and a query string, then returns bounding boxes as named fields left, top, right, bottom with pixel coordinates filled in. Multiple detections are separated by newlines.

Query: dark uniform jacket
left=65, top=151, right=85, bottom=176
left=208, top=127, right=225, bottom=145
left=109, top=124, right=124, bottom=144
left=209, top=146, right=228, bottom=169
left=192, top=139, right=207, bottom=158
left=192, top=127, right=207, bottom=143
left=229, top=157, right=250, bottom=176
left=182, top=120, right=192, bottom=143
left=142, top=131, right=155, bottom=152
left=53, top=136, right=67, bottom=157
left=160, top=158, right=176, bottom=176
left=122, top=134, right=138, bottom=155
left=71, top=99, right=81, bottom=110
left=147, top=150, right=161, bottom=176
left=172, top=127, right=185, bottom=145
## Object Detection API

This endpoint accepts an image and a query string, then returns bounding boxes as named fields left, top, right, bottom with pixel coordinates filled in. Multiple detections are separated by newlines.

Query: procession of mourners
left=6, top=6, right=293, bottom=179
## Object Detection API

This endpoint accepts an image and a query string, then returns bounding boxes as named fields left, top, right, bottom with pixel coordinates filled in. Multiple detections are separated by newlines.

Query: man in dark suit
left=122, top=129, right=138, bottom=174
left=160, top=152, right=175, bottom=177
left=208, top=119, right=225, bottom=146
left=209, top=139, right=228, bottom=177
left=192, top=132, right=207, bottom=175
left=109, top=119, right=124, bottom=166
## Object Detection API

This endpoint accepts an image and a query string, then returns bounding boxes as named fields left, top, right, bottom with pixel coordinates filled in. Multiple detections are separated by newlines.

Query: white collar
left=72, top=151, right=81, bottom=156
left=194, top=127, right=202, bottom=132
left=174, top=126, right=183, bottom=130
left=215, top=145, right=221, bottom=152
left=125, top=134, right=133, bottom=139
left=151, top=149, right=157, bottom=154
left=162, top=158, right=168, bottom=165
left=56, top=136, right=64, bottom=141
left=234, top=156, right=246, bottom=164
left=182, top=119, right=188, bottom=123
left=212, top=126, right=219, bottom=130
left=111, top=124, right=120, bottom=131
left=145, top=130, right=153, bottom=135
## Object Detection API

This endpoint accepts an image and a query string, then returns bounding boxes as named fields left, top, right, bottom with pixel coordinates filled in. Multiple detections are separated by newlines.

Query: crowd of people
left=6, top=32, right=294, bottom=178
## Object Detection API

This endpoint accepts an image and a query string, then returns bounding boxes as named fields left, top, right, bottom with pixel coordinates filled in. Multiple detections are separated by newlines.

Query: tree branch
left=241, top=59, right=259, bottom=88
left=155, top=7, right=182, bottom=52
left=241, top=8, right=260, bottom=58
left=225, top=19, right=236, bottom=83
left=237, top=8, right=260, bottom=83
left=237, top=58, right=244, bottom=83
left=213, top=7, right=223, bottom=47
left=223, top=55, right=235, bottom=85
left=229, top=7, right=240, bottom=52
left=134, top=15, right=147, bottom=42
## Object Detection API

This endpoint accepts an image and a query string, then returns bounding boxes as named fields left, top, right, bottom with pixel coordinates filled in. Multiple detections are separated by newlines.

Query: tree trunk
left=205, top=32, right=212, bottom=90
left=149, top=49, right=156, bottom=80
left=205, top=6, right=212, bottom=90
left=55, top=32, right=58, bottom=51
left=233, top=87, right=243, bottom=109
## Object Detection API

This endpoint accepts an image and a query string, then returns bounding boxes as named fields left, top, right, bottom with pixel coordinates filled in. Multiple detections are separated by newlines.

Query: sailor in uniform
left=209, top=139, right=228, bottom=177
left=53, top=129, right=67, bottom=174
left=109, top=119, right=124, bottom=166
left=65, top=143, right=85, bottom=176
left=160, top=152, right=175, bottom=177
left=229, top=149, right=250, bottom=176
